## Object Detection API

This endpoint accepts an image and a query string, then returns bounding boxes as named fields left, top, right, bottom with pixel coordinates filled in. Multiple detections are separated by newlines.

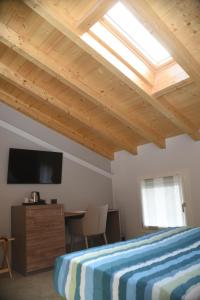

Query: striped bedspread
left=54, top=227, right=200, bottom=300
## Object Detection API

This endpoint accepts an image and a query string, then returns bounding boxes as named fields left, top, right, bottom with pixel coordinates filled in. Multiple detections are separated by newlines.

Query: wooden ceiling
left=0, top=0, right=200, bottom=160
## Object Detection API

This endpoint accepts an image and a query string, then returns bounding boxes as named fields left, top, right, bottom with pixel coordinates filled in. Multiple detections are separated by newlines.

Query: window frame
left=138, top=171, right=187, bottom=230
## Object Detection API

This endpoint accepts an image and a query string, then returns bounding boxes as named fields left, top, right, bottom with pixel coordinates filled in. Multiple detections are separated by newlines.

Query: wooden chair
left=69, top=204, right=108, bottom=250
left=0, top=237, right=14, bottom=278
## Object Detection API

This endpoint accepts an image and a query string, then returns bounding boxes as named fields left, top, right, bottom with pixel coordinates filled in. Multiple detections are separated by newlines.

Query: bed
left=54, top=227, right=200, bottom=300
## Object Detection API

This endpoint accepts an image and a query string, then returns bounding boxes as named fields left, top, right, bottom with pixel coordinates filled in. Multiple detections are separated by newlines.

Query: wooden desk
left=64, top=210, right=86, bottom=218
left=64, top=209, right=121, bottom=250
left=0, top=237, right=15, bottom=278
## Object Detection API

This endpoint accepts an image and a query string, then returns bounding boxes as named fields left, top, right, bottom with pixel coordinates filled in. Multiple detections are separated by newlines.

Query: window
left=141, top=175, right=186, bottom=228
left=81, top=1, right=189, bottom=94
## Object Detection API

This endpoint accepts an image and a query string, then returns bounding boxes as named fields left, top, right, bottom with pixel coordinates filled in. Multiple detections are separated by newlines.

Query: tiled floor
left=0, top=271, right=60, bottom=300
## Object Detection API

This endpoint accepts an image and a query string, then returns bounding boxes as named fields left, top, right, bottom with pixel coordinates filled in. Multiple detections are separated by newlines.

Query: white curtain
left=141, top=175, right=186, bottom=228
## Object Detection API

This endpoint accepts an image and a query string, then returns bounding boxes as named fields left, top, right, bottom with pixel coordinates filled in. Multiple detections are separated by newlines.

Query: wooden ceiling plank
left=0, top=62, right=137, bottom=154
left=23, top=0, right=200, bottom=141
left=0, top=89, right=114, bottom=159
left=0, top=22, right=165, bottom=148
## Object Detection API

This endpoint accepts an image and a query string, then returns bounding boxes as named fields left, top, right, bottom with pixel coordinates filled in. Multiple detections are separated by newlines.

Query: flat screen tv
left=7, top=148, right=63, bottom=184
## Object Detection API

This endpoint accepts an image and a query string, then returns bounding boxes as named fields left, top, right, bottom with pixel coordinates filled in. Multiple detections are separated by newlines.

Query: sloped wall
left=0, top=103, right=113, bottom=236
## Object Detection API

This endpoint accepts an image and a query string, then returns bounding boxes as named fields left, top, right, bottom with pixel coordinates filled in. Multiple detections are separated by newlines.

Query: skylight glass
left=105, top=2, right=172, bottom=66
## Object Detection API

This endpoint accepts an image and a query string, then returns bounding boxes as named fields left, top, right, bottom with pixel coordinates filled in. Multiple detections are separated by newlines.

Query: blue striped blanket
left=54, top=227, right=200, bottom=300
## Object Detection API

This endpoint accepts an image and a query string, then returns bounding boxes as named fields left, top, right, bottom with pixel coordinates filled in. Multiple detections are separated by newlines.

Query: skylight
left=81, top=1, right=189, bottom=94
left=105, top=2, right=171, bottom=66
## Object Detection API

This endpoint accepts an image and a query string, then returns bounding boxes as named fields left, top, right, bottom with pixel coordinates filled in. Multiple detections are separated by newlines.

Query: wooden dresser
left=11, top=204, right=65, bottom=275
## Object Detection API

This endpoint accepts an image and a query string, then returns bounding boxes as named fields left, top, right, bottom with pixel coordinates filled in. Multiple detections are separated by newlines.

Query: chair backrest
left=82, top=204, right=108, bottom=236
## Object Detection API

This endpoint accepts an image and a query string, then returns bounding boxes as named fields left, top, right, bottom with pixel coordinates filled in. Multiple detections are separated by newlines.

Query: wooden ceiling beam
left=156, top=97, right=200, bottom=141
left=0, top=62, right=137, bottom=154
left=0, top=89, right=114, bottom=159
left=23, top=0, right=200, bottom=141
left=0, top=23, right=165, bottom=148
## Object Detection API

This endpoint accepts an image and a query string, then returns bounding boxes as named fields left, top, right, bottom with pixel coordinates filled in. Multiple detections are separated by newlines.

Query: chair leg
left=84, top=236, right=89, bottom=249
left=103, top=233, right=108, bottom=245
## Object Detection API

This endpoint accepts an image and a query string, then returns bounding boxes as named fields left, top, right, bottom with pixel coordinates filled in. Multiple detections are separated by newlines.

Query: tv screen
left=7, top=148, right=63, bottom=184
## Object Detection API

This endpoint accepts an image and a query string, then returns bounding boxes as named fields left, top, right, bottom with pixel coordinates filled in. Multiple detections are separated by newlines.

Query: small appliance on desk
left=23, top=192, right=46, bottom=205
left=31, top=191, right=40, bottom=203
left=31, top=191, right=46, bottom=205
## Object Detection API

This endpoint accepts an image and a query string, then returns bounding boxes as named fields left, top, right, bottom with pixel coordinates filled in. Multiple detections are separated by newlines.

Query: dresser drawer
left=26, top=245, right=65, bottom=272
left=26, top=205, right=63, bottom=218
left=26, top=218, right=64, bottom=234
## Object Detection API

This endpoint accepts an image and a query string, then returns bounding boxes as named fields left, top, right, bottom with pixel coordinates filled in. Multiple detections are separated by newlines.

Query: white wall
left=112, top=135, right=200, bottom=239
left=0, top=103, right=113, bottom=236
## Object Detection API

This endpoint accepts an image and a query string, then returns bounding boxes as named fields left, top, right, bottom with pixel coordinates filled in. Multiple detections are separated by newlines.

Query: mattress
left=54, top=227, right=200, bottom=300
